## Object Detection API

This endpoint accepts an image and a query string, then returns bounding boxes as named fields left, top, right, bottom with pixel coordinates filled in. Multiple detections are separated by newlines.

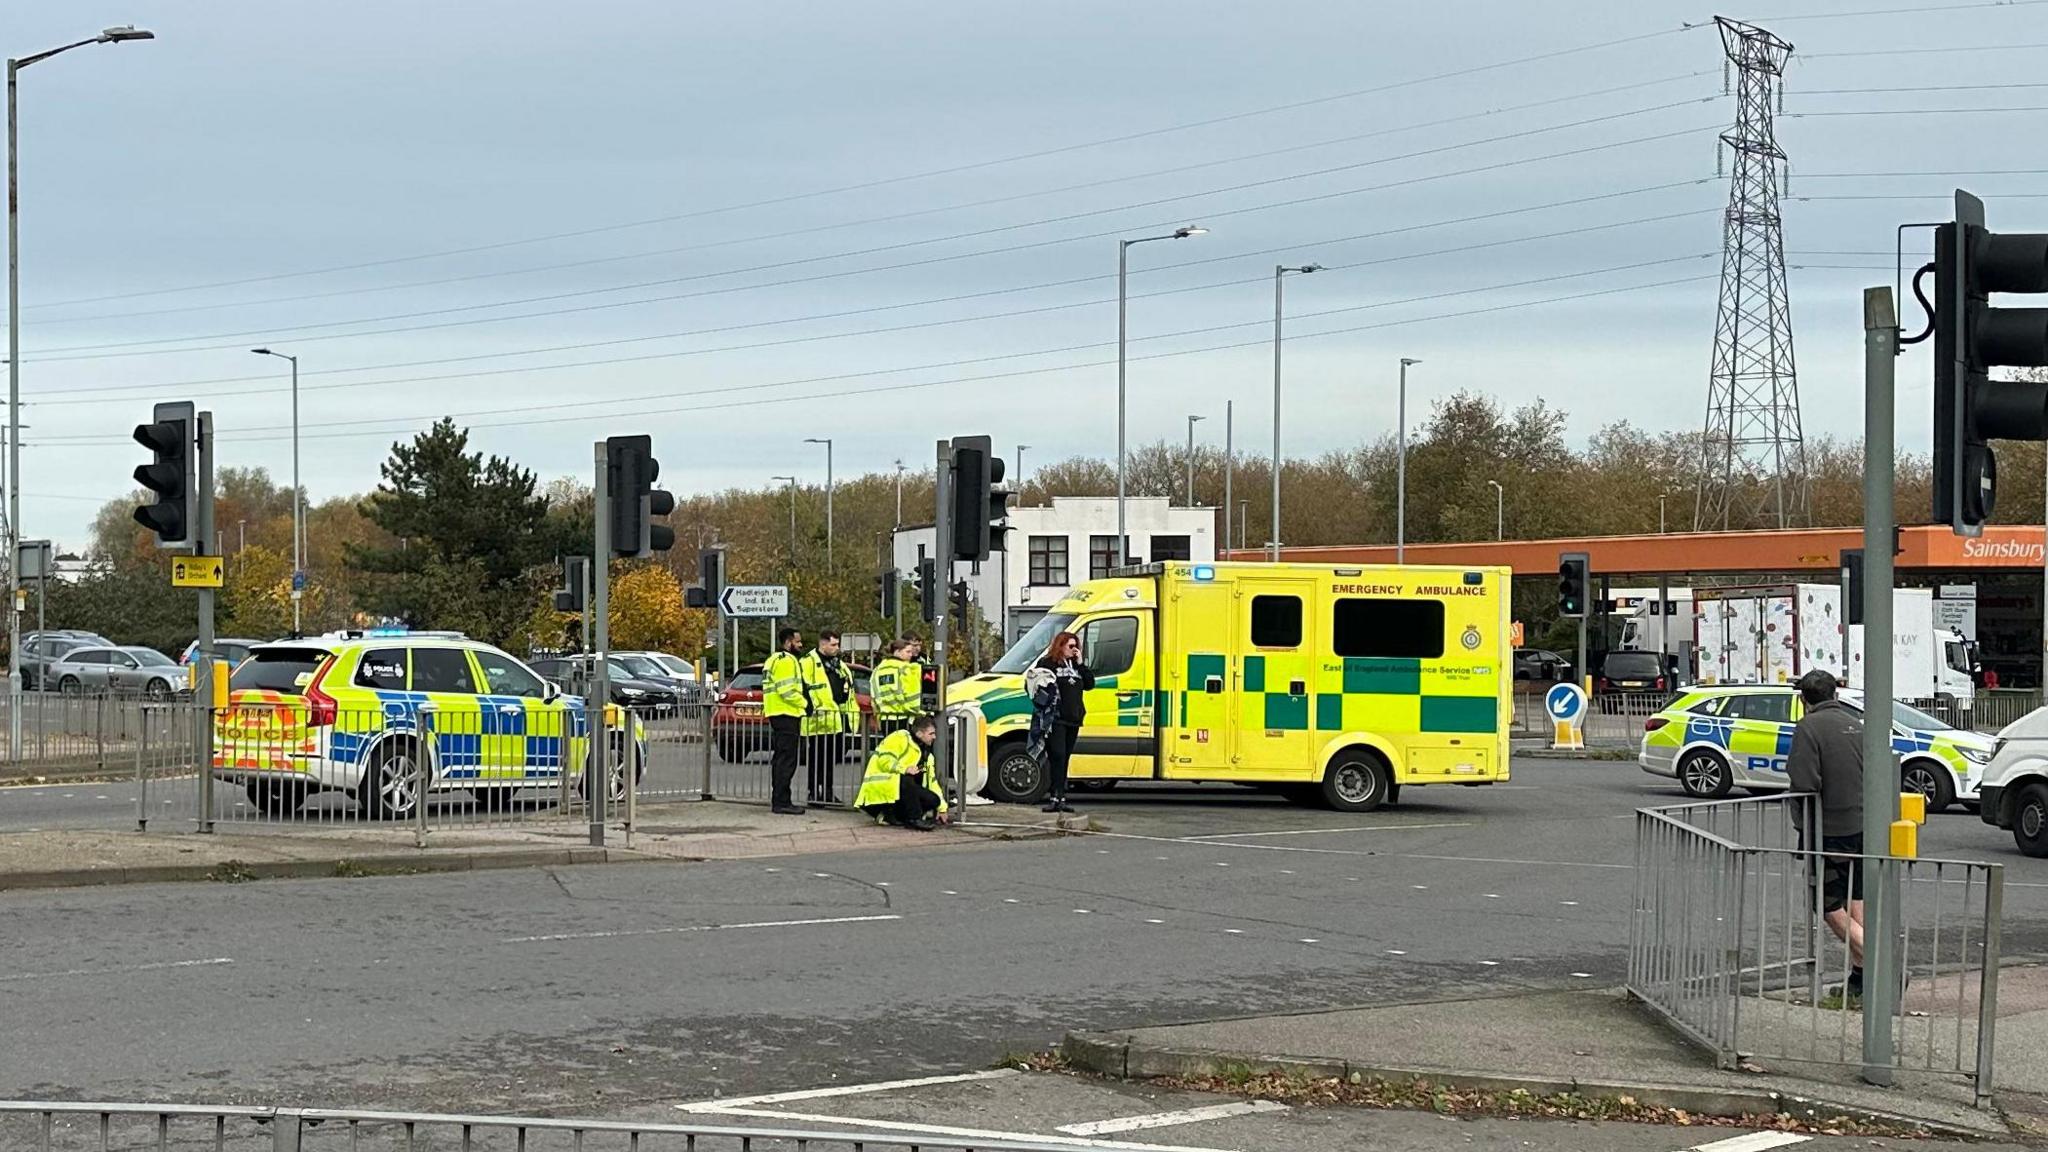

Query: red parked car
left=712, top=662, right=873, bottom=762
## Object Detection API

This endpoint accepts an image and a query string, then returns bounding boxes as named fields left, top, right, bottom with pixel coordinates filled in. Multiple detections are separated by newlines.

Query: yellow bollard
left=1898, top=791, right=1927, bottom=826
left=1889, top=818, right=1919, bottom=860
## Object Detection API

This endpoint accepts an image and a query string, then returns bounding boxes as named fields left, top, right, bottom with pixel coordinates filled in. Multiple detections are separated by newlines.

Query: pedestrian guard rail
left=1629, top=793, right=2003, bottom=1104
left=0, top=1100, right=1085, bottom=1152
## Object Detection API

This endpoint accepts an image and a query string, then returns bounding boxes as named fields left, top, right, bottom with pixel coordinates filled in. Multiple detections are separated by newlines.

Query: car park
left=46, top=645, right=190, bottom=699
left=1639, top=683, right=1991, bottom=810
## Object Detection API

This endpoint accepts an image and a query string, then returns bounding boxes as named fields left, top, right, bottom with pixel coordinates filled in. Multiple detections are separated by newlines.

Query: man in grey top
left=1785, top=669, right=1866, bottom=1002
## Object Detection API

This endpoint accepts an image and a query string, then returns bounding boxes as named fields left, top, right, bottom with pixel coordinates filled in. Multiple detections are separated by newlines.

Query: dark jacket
left=1036, top=655, right=1095, bottom=726
left=1786, top=697, right=1864, bottom=837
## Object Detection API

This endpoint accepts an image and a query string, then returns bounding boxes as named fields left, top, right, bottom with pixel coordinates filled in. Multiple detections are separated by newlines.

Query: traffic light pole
left=194, top=412, right=216, bottom=833
left=931, top=439, right=956, bottom=818
left=589, top=440, right=611, bottom=848
left=1862, top=286, right=1903, bottom=1084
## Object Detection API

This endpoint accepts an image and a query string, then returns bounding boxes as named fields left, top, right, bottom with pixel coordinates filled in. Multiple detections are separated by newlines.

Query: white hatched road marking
left=1685, top=1132, right=1811, bottom=1152
left=0, top=957, right=233, bottom=983
left=502, top=914, right=900, bottom=944
left=674, top=1069, right=1018, bottom=1112
left=1057, top=1099, right=1290, bottom=1135
left=699, top=1106, right=1244, bottom=1152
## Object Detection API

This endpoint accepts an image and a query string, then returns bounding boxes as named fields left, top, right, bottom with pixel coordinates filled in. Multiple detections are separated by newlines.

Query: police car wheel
left=1678, top=749, right=1732, bottom=799
left=1901, top=759, right=1956, bottom=814
left=358, top=740, right=425, bottom=819
left=1322, top=751, right=1390, bottom=813
left=2013, top=783, right=2048, bottom=859
left=580, top=735, right=633, bottom=804
left=985, top=739, right=1046, bottom=804
left=245, top=778, right=308, bottom=817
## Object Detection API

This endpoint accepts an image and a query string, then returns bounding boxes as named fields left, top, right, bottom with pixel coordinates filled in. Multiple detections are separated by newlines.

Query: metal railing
left=0, top=690, right=191, bottom=773
left=0, top=1100, right=1081, bottom=1152
left=1629, top=793, right=2003, bottom=1104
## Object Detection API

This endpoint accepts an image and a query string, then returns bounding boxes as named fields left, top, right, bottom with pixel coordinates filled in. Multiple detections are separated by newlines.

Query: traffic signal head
left=131, top=400, right=196, bottom=549
left=876, top=568, right=899, bottom=616
left=949, top=435, right=995, bottom=562
left=1841, top=548, right=1865, bottom=627
left=987, top=455, right=1013, bottom=554
left=1557, top=552, right=1589, bottom=618
left=554, top=556, right=588, bottom=614
left=950, top=579, right=970, bottom=627
left=1933, top=191, right=2048, bottom=535
left=918, top=557, right=939, bottom=623
left=606, top=434, right=678, bottom=557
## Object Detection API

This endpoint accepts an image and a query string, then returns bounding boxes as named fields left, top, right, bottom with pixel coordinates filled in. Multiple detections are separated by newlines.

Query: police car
left=213, top=630, right=642, bottom=818
left=1638, top=684, right=1992, bottom=811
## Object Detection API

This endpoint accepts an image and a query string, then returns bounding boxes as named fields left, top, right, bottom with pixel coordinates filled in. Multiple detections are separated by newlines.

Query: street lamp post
left=1270, top=263, right=1322, bottom=561
left=250, top=348, right=302, bottom=632
left=1659, top=494, right=1669, bottom=534
left=893, top=459, right=904, bottom=527
left=8, top=25, right=153, bottom=758
left=804, top=438, right=832, bottom=567
left=1222, top=401, right=1233, bottom=555
left=770, top=476, right=798, bottom=561
left=1487, top=479, right=1504, bottom=541
left=1396, top=357, right=1422, bottom=563
left=1184, top=414, right=1204, bottom=506
left=1117, top=225, right=1206, bottom=565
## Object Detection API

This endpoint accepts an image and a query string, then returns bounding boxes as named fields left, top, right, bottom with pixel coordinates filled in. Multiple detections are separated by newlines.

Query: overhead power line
left=19, top=23, right=1704, bottom=313
left=1754, top=0, right=2048, bottom=19
left=1801, top=40, right=2048, bottom=57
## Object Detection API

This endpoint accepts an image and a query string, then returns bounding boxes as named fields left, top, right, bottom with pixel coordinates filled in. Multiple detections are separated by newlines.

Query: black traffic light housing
left=553, top=556, right=589, bottom=613
left=1841, top=548, right=1865, bottom=627
left=1557, top=552, right=1589, bottom=619
left=686, top=547, right=723, bottom=609
left=949, top=435, right=1002, bottom=562
left=876, top=568, right=899, bottom=617
left=1933, top=190, right=2048, bottom=535
left=131, top=400, right=196, bottom=549
left=917, top=557, right=939, bottom=623
left=606, top=434, right=678, bottom=557
left=950, top=579, right=971, bottom=629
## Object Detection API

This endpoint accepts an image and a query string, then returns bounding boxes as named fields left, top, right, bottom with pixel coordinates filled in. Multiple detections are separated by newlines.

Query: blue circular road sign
left=1545, top=681, right=1587, bottom=722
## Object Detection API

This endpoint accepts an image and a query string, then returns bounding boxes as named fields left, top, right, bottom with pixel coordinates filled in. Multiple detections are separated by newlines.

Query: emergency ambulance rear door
left=1070, top=611, right=1155, bottom=779
left=1238, top=577, right=1319, bottom=779
left=1166, top=575, right=1238, bottom=773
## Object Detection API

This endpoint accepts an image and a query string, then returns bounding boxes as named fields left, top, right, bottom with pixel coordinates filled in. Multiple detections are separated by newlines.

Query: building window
left=1088, top=535, right=1133, bottom=578
left=1027, top=535, right=1068, bottom=586
left=1331, top=599, right=1445, bottom=659
left=1150, top=534, right=1192, bottom=562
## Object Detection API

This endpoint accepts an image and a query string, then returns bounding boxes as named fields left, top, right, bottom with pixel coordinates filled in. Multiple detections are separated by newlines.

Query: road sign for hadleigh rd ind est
left=718, top=584, right=789, bottom=618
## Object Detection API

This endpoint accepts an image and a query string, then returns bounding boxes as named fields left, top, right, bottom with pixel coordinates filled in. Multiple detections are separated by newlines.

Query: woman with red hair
left=1032, top=630, right=1094, bottom=813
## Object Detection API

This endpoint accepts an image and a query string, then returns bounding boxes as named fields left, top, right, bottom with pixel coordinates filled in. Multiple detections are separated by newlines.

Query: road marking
left=1560, top=901, right=1579, bottom=906
left=1480, top=960, right=1500, bottom=966
left=697, top=1106, right=1243, bottom=1152
left=1385, top=949, right=1407, bottom=955
left=1485, top=893, right=1502, bottom=899
left=674, top=1069, right=1018, bottom=1112
left=1685, top=1133, right=1811, bottom=1152
left=1080, top=828, right=1631, bottom=869
left=1298, top=938, right=1319, bottom=944
left=501, top=914, right=901, bottom=944
left=1182, top=822, right=1472, bottom=840
left=941, top=889, right=958, bottom=895
left=0, top=957, right=233, bottom=983
left=1144, top=918, right=1164, bottom=924
left=1058, top=1100, right=1290, bottom=1135
left=1572, top=972, right=1595, bottom=978
left=1223, top=929, right=1244, bottom=935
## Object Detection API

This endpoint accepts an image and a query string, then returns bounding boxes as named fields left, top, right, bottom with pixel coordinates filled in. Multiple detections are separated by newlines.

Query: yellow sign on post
left=170, top=555, right=224, bottom=588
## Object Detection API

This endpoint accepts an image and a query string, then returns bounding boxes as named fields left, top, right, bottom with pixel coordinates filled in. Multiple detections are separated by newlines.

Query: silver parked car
left=47, top=645, right=190, bottom=699
left=19, top=633, right=107, bottom=690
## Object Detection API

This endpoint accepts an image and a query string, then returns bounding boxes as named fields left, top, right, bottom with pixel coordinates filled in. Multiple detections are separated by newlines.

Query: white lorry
left=1617, top=587, right=1697, bottom=664
left=1695, top=583, right=1977, bottom=707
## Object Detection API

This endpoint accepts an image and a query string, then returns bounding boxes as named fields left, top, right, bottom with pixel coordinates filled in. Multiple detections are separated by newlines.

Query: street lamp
left=1396, top=357, right=1422, bottom=563
left=250, top=348, right=303, bottom=633
left=771, top=476, right=798, bottom=560
left=8, top=24, right=154, bottom=758
left=1118, top=225, right=1206, bottom=565
left=1487, top=479, right=1503, bottom=541
left=804, top=437, right=833, bottom=566
left=1015, top=445, right=1030, bottom=501
left=1184, top=414, right=1204, bottom=506
left=1270, top=263, right=1322, bottom=561
left=1659, top=494, right=1670, bottom=534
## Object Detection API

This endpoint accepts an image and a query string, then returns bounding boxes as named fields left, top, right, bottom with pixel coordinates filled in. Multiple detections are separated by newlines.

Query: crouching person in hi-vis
left=856, top=713, right=949, bottom=830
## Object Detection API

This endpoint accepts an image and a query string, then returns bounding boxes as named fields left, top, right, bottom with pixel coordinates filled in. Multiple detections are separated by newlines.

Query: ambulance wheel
left=1322, top=750, right=1391, bottom=813
left=985, top=739, right=1046, bottom=804
left=1071, top=780, right=1119, bottom=793
left=358, top=738, right=426, bottom=819
left=245, top=778, right=308, bottom=817
left=1901, top=758, right=1956, bottom=813
left=2012, top=783, right=2048, bottom=859
left=1677, top=749, right=1732, bottom=799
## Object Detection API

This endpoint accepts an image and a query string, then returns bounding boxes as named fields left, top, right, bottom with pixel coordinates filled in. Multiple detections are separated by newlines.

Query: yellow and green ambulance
left=948, top=562, right=1512, bottom=811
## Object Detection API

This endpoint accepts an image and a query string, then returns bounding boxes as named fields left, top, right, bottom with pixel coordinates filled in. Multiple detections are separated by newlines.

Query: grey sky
left=7, top=0, right=2047, bottom=549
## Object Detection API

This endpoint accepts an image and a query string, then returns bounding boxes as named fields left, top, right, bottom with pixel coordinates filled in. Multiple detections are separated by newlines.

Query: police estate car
left=1638, top=684, right=1992, bottom=810
left=213, top=630, right=642, bottom=818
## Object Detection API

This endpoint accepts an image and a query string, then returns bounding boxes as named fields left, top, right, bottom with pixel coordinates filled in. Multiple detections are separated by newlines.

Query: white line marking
left=1485, top=894, right=1502, bottom=899
left=1004, top=897, right=1021, bottom=904
left=941, top=889, right=958, bottom=895
left=1560, top=901, right=1579, bottom=906
left=0, top=957, right=233, bottom=983
left=674, top=1069, right=1018, bottom=1112
left=1074, top=909, right=1093, bottom=914
left=1298, top=938, right=1320, bottom=944
left=1144, top=918, right=1164, bottom=924
left=1182, top=822, right=1472, bottom=840
left=1686, top=1133, right=1811, bottom=1152
left=502, top=914, right=901, bottom=944
left=1411, top=884, right=1428, bottom=890
left=1386, top=949, right=1407, bottom=955
left=1571, top=972, right=1594, bottom=978
left=1058, top=1100, right=1290, bottom=1135
left=696, top=1106, right=1243, bottom=1152
left=1480, top=960, right=1500, bottom=966
left=1223, top=929, right=1244, bottom=935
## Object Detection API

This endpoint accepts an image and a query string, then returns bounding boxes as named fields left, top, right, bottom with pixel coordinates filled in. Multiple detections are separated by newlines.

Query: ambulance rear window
left=231, top=648, right=329, bottom=694
left=1332, top=600, right=1444, bottom=660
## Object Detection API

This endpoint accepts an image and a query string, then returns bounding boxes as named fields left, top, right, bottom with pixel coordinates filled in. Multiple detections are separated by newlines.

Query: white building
left=892, top=496, right=1217, bottom=645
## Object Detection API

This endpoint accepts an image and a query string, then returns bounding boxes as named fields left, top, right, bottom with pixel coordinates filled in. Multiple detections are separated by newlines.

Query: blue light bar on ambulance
left=1191, top=564, right=1216, bottom=581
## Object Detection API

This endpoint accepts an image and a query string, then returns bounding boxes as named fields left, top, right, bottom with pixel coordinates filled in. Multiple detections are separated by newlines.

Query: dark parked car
left=1514, top=648, right=1573, bottom=683
left=711, top=662, right=873, bottom=763
left=1596, top=651, right=1672, bottom=711
left=530, top=655, right=685, bottom=714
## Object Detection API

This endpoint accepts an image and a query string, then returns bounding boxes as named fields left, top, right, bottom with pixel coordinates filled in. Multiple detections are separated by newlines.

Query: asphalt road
left=5, top=757, right=2048, bottom=1118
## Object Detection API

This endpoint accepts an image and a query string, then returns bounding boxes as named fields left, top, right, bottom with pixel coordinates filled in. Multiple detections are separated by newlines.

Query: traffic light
left=918, top=557, right=939, bottom=623
left=988, top=465, right=1013, bottom=555
left=1841, top=548, right=1865, bottom=627
left=686, top=547, right=723, bottom=609
left=131, top=400, right=196, bottom=549
left=1557, top=552, right=1589, bottom=618
left=605, top=435, right=678, bottom=557
left=1932, top=191, right=2048, bottom=535
left=949, top=435, right=997, bottom=562
left=950, top=579, right=971, bottom=629
left=553, top=556, right=588, bottom=613
left=876, top=568, right=899, bottom=616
